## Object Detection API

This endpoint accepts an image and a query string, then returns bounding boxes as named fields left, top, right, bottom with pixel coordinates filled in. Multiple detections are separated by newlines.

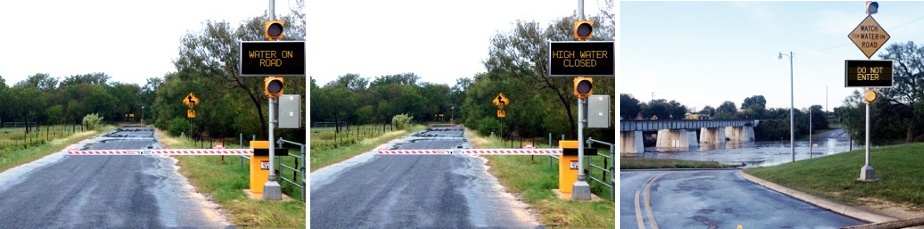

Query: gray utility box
left=278, top=94, right=302, bottom=128
left=587, top=95, right=611, bottom=128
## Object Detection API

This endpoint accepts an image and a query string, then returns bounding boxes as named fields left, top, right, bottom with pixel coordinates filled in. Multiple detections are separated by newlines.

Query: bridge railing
left=620, top=119, right=755, bottom=132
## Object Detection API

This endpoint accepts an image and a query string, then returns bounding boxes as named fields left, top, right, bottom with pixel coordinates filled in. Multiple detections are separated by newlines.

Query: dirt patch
left=857, top=197, right=924, bottom=220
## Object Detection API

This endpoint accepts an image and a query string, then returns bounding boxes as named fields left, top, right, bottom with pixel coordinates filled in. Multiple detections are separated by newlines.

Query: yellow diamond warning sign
left=848, top=15, right=890, bottom=59
left=183, top=92, right=199, bottom=107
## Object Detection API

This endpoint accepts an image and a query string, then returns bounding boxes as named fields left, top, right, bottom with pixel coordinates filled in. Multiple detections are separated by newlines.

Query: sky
left=621, top=1, right=924, bottom=112
left=307, top=0, right=611, bottom=87
left=0, top=0, right=302, bottom=87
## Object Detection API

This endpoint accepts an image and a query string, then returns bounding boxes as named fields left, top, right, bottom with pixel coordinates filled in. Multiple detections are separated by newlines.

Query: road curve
left=621, top=170, right=864, bottom=228
left=0, top=127, right=230, bottom=228
left=311, top=127, right=540, bottom=228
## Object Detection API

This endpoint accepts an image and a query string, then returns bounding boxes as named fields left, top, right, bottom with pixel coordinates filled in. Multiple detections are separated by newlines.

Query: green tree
left=171, top=14, right=306, bottom=139
left=876, top=41, right=924, bottom=142
left=481, top=13, right=614, bottom=138
left=620, top=94, right=641, bottom=120
left=700, top=106, right=715, bottom=116
left=714, top=101, right=738, bottom=120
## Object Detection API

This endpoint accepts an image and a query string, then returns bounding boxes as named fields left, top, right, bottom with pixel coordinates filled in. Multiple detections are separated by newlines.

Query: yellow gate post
left=250, top=141, right=270, bottom=194
left=559, top=140, right=579, bottom=193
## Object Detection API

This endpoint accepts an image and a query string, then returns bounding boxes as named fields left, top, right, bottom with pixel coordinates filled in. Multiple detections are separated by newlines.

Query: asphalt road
left=621, top=170, right=864, bottom=228
left=0, top=127, right=229, bottom=228
left=311, top=126, right=540, bottom=228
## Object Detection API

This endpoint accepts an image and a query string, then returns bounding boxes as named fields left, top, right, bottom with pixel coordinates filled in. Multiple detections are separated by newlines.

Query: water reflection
left=623, top=138, right=859, bottom=168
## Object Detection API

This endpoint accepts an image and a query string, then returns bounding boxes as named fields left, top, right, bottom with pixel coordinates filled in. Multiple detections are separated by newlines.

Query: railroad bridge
left=620, top=120, right=758, bottom=153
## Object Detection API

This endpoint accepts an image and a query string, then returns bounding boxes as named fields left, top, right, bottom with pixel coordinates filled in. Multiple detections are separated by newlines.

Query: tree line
left=309, top=73, right=463, bottom=131
left=0, top=73, right=148, bottom=128
left=620, top=94, right=828, bottom=141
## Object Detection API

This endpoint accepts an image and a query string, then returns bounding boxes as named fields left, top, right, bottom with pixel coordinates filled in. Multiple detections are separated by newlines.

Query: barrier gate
left=376, top=142, right=591, bottom=197
left=67, top=141, right=303, bottom=201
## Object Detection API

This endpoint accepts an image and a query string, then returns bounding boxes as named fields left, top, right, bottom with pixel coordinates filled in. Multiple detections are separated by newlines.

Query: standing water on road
left=623, top=129, right=860, bottom=167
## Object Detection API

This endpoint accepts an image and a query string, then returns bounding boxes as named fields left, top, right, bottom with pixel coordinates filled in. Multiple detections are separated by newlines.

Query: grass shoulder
left=621, top=157, right=737, bottom=169
left=156, top=128, right=305, bottom=228
left=744, top=143, right=924, bottom=211
left=0, top=125, right=115, bottom=173
left=310, top=124, right=425, bottom=172
left=466, top=128, right=615, bottom=228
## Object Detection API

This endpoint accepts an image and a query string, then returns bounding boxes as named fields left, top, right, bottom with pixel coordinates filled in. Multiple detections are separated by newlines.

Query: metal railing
left=586, top=137, right=615, bottom=200
left=276, top=137, right=306, bottom=201
left=235, top=134, right=306, bottom=201
left=546, top=133, right=616, bottom=200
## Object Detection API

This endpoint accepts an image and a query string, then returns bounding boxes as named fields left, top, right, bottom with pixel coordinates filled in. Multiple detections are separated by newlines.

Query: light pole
left=141, top=106, right=145, bottom=124
left=451, top=106, right=454, bottom=124
left=779, top=51, right=794, bottom=162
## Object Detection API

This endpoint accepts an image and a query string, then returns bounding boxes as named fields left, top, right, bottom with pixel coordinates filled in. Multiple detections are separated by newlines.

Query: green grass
left=0, top=125, right=115, bottom=173
left=745, top=142, right=924, bottom=210
left=620, top=157, right=737, bottom=169
left=467, top=128, right=615, bottom=228
left=1, top=125, right=89, bottom=151
left=310, top=124, right=425, bottom=171
left=158, top=129, right=305, bottom=228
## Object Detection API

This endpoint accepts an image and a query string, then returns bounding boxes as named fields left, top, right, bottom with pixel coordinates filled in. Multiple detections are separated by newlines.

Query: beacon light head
left=264, top=20, right=284, bottom=40
left=264, top=76, right=284, bottom=98
left=573, top=20, right=593, bottom=41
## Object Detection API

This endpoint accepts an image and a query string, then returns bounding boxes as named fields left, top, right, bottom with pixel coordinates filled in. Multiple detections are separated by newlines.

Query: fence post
left=548, top=133, right=553, bottom=168
left=240, top=133, right=244, bottom=167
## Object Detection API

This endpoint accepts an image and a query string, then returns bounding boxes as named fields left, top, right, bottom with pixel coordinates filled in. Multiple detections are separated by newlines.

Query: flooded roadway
left=0, top=126, right=229, bottom=228
left=624, top=129, right=858, bottom=167
left=310, top=126, right=540, bottom=228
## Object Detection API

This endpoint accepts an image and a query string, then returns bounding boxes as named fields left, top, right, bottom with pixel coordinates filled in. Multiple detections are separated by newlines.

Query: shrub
left=392, top=114, right=412, bottom=130
left=476, top=117, right=502, bottom=137
left=82, top=113, right=103, bottom=131
left=167, top=118, right=194, bottom=137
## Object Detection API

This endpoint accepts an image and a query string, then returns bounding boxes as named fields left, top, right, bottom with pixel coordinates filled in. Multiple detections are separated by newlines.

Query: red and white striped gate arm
left=377, top=149, right=452, bottom=155
left=375, top=145, right=563, bottom=155
left=67, top=147, right=253, bottom=156
left=457, top=148, right=562, bottom=155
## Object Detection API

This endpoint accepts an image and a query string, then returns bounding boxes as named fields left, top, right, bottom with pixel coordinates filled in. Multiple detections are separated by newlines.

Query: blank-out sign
left=570, top=160, right=579, bottom=170
left=260, top=161, right=270, bottom=170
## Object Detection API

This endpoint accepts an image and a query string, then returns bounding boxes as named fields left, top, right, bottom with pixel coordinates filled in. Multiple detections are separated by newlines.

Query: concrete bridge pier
left=620, top=131, right=644, bottom=153
left=725, top=126, right=755, bottom=142
left=655, top=129, right=698, bottom=149
left=699, top=127, right=726, bottom=145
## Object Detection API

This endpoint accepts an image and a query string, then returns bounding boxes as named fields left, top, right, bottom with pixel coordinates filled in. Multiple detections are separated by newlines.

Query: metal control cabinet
left=587, top=95, right=611, bottom=128
left=278, top=94, right=302, bottom=128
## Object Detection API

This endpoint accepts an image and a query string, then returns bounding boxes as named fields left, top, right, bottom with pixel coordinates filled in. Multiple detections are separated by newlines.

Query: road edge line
left=737, top=170, right=895, bottom=223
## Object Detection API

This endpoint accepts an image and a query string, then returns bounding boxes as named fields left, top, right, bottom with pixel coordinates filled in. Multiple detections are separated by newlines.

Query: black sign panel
left=845, top=60, right=893, bottom=88
left=548, top=41, right=614, bottom=77
left=239, top=41, right=305, bottom=77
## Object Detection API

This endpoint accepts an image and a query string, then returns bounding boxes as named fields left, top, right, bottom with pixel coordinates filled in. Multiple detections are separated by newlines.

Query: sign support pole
left=572, top=97, right=591, bottom=200
left=262, top=0, right=283, bottom=200
left=860, top=90, right=876, bottom=182
left=570, top=0, right=591, bottom=201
